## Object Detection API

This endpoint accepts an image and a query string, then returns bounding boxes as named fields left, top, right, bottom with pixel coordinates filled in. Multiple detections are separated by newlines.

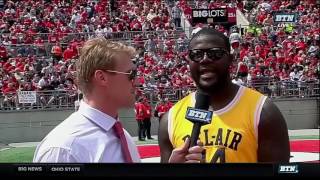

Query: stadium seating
left=0, top=0, right=319, bottom=110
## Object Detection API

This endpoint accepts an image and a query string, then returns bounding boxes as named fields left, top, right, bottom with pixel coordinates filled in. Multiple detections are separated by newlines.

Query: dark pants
left=137, top=120, right=145, bottom=140
left=143, top=118, right=152, bottom=139
left=174, top=18, right=181, bottom=28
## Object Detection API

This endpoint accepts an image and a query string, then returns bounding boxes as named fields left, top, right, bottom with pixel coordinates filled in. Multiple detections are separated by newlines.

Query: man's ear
left=93, top=70, right=108, bottom=86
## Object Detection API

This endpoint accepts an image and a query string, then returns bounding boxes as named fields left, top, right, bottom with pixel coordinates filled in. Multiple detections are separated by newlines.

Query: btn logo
left=185, top=107, right=213, bottom=124
left=275, top=15, right=295, bottom=22
left=278, top=165, right=299, bottom=174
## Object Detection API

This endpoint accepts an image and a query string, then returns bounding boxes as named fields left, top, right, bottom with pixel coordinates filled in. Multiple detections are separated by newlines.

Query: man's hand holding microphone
left=168, top=138, right=204, bottom=163
left=168, top=91, right=212, bottom=163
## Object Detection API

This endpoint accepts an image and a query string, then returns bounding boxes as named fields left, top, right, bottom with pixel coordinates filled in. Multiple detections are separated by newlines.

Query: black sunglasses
left=188, top=48, right=229, bottom=62
left=104, top=69, right=137, bottom=81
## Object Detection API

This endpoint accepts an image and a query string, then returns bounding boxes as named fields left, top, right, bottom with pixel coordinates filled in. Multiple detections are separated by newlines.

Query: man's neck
left=209, top=80, right=240, bottom=111
left=83, top=95, right=118, bottom=119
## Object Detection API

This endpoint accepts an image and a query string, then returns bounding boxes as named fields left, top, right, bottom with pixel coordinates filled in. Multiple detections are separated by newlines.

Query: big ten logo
left=187, top=109, right=208, bottom=119
left=275, top=15, right=295, bottom=22
left=186, top=108, right=213, bottom=124
left=278, top=165, right=299, bottom=174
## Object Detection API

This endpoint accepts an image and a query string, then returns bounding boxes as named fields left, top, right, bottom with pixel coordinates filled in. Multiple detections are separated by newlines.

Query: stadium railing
left=0, top=81, right=319, bottom=111
left=4, top=41, right=189, bottom=59
left=1, top=30, right=185, bottom=43
left=0, top=90, right=78, bottom=111
left=247, top=79, right=320, bottom=98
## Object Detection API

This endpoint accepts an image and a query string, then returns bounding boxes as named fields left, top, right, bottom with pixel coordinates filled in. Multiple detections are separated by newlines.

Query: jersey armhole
left=254, top=96, right=267, bottom=140
left=167, top=108, right=174, bottom=145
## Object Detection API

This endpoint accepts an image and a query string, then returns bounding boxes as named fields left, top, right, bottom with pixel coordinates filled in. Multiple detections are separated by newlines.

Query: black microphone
left=185, top=91, right=212, bottom=147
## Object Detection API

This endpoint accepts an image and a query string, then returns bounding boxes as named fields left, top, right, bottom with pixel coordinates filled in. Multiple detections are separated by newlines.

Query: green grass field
left=0, top=136, right=318, bottom=163
left=0, top=147, right=36, bottom=163
left=0, top=139, right=159, bottom=163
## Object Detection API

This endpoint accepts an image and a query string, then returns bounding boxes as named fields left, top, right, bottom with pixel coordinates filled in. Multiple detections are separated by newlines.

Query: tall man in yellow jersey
left=159, top=28, right=290, bottom=163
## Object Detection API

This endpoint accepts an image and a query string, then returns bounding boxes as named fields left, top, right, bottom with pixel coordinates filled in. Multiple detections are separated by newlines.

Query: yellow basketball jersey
left=168, top=86, right=267, bottom=163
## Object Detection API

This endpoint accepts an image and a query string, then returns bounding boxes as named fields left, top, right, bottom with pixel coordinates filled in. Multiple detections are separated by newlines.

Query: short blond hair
left=76, top=38, right=136, bottom=95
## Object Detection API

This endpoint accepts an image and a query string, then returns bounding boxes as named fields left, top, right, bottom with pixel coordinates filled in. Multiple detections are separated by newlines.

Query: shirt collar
left=78, top=100, right=116, bottom=132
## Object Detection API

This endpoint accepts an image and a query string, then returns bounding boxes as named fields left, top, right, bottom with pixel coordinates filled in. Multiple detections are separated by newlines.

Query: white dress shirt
left=33, top=101, right=141, bottom=163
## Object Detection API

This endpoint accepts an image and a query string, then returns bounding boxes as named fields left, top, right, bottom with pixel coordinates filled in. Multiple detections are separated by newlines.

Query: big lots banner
left=191, top=8, right=236, bottom=25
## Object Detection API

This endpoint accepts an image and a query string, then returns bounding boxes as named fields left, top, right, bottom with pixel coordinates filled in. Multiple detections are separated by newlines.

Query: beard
left=192, top=72, right=230, bottom=94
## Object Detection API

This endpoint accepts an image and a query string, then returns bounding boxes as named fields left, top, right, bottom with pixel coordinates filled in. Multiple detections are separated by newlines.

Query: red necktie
left=113, top=121, right=133, bottom=163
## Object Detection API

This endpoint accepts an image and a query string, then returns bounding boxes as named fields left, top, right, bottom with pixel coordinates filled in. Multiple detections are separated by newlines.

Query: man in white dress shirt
left=33, top=38, right=204, bottom=163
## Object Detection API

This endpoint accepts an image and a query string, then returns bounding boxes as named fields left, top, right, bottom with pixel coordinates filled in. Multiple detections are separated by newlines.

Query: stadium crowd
left=231, top=0, right=320, bottom=98
left=0, top=0, right=184, bottom=109
left=0, top=0, right=319, bottom=111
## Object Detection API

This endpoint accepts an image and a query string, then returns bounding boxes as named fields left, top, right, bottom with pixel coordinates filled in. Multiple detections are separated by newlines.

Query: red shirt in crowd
left=155, top=102, right=168, bottom=119
left=238, top=62, right=248, bottom=74
left=135, top=102, right=145, bottom=121
left=144, top=67, right=152, bottom=75
left=48, top=34, right=58, bottom=43
left=0, top=46, right=7, bottom=59
left=63, top=47, right=76, bottom=61
left=24, top=35, right=33, bottom=44
left=182, top=5, right=192, bottom=20
left=51, top=45, right=62, bottom=57
left=173, top=76, right=183, bottom=87
left=137, top=76, right=145, bottom=86
left=10, top=35, right=17, bottom=44
left=293, top=54, right=304, bottom=64
left=3, top=61, right=14, bottom=72
left=257, top=13, right=266, bottom=24
left=239, top=49, right=248, bottom=61
left=282, top=39, right=294, bottom=50
left=296, top=41, right=306, bottom=51
left=34, top=38, right=45, bottom=48
left=143, top=102, right=152, bottom=119
left=165, top=101, right=173, bottom=110
left=133, top=36, right=144, bottom=47
left=2, top=85, right=17, bottom=95
left=24, top=18, right=32, bottom=26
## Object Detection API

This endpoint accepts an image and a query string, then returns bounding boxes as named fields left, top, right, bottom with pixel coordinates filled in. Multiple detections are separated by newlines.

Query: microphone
left=185, top=91, right=213, bottom=147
